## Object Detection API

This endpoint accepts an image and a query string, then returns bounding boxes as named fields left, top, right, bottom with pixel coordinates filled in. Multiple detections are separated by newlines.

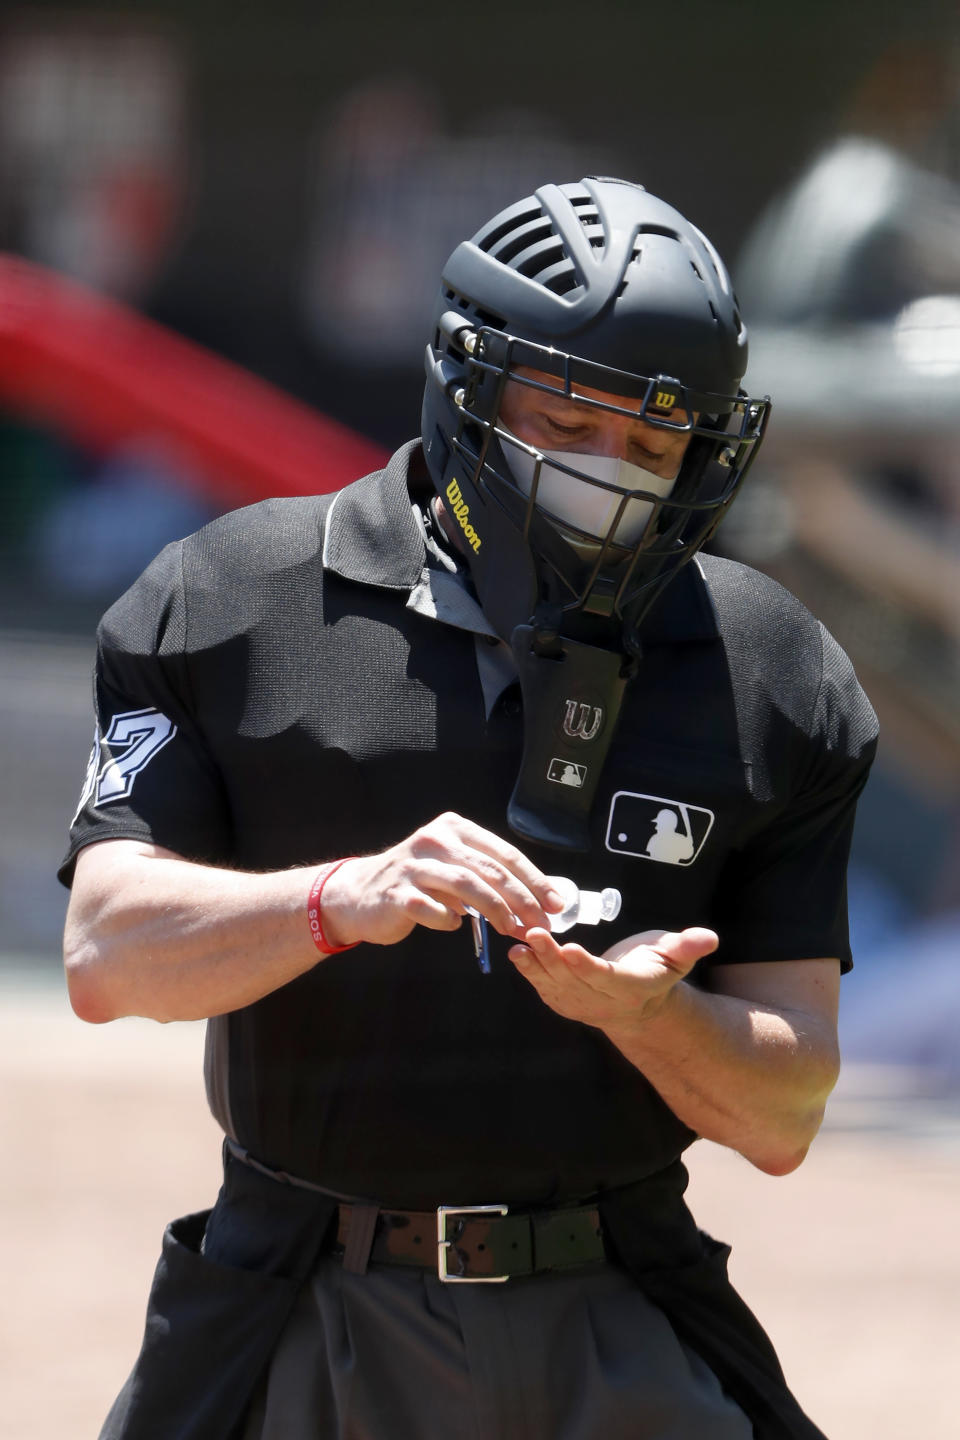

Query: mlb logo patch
left=605, top=791, right=714, bottom=866
left=547, top=757, right=587, bottom=789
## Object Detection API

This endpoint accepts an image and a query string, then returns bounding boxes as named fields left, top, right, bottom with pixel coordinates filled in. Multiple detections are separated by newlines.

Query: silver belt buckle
left=437, top=1203, right=510, bottom=1282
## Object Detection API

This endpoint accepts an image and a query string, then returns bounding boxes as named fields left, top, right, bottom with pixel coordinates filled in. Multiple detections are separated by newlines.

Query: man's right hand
left=319, top=812, right=565, bottom=949
left=64, top=818, right=564, bottom=1024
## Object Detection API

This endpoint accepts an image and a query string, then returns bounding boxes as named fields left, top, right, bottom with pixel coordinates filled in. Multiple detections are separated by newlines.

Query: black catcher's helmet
left=421, top=176, right=770, bottom=649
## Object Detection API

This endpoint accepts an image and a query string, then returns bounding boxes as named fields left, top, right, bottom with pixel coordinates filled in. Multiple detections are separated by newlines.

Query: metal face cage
left=445, top=324, right=771, bottom=632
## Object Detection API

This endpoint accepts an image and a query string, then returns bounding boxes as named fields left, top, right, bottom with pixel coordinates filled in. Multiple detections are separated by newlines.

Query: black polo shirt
left=61, top=441, right=877, bottom=1207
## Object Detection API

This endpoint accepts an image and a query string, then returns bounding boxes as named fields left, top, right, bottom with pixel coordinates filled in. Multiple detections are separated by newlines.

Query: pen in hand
left=466, top=908, right=491, bottom=974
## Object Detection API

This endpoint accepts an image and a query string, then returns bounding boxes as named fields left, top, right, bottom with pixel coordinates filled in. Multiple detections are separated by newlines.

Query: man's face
left=498, top=367, right=695, bottom=482
left=493, top=366, right=697, bottom=553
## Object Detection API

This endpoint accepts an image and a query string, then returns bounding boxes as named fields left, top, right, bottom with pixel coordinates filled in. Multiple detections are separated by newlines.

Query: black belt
left=335, top=1200, right=606, bottom=1283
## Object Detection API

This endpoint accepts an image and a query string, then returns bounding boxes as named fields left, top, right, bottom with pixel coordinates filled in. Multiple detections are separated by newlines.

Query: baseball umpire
left=61, top=177, right=877, bottom=1439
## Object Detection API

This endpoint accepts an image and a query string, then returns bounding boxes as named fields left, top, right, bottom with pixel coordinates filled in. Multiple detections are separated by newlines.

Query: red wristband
left=307, top=858, right=359, bottom=955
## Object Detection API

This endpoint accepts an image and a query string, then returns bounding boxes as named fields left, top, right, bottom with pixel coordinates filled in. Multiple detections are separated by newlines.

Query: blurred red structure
left=0, top=254, right=389, bottom=505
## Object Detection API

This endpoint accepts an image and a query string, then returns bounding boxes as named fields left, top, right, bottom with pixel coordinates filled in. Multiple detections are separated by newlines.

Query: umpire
left=61, top=178, right=877, bottom=1439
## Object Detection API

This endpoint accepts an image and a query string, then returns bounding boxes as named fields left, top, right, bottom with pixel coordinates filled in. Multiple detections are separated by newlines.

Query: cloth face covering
left=499, top=426, right=678, bottom=551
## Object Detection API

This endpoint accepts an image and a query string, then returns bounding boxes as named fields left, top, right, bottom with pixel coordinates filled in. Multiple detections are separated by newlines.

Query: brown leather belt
left=335, top=1201, right=606, bottom=1283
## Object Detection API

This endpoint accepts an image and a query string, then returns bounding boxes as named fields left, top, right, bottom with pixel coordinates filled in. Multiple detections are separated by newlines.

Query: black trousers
left=242, top=1250, right=754, bottom=1438
left=99, top=1145, right=827, bottom=1440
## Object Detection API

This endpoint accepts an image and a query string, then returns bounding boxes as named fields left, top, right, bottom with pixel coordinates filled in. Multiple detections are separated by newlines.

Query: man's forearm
left=64, top=848, right=322, bottom=1023
left=602, top=980, right=840, bottom=1175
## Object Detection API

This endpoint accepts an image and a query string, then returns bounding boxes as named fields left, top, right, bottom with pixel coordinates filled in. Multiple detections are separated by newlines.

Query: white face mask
left=498, top=427, right=679, bottom=550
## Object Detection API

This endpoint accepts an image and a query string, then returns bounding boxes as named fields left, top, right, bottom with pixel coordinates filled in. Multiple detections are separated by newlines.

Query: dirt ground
left=2, top=977, right=957, bottom=1440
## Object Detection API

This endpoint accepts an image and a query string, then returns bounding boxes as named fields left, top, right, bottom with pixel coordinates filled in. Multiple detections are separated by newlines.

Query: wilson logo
left=562, top=700, right=603, bottom=741
left=445, top=479, right=481, bottom=553
left=655, top=390, right=677, bottom=410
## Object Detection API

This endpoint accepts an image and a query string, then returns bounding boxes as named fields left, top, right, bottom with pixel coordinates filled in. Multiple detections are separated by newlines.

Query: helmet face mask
left=428, top=326, right=765, bottom=648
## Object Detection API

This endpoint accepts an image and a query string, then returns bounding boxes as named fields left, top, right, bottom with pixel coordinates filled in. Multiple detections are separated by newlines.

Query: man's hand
left=320, top=812, right=565, bottom=948
left=507, top=926, right=719, bottom=1030
left=509, top=922, right=843, bottom=1175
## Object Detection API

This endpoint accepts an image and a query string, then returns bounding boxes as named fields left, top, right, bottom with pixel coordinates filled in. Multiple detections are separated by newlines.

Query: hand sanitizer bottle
left=546, top=876, right=622, bottom=934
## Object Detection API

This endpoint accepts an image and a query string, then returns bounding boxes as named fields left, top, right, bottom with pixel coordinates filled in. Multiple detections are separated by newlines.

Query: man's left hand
left=508, top=926, right=719, bottom=1031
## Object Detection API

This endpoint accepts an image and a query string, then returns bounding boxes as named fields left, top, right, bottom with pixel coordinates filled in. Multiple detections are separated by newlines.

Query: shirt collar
left=322, top=439, right=429, bottom=590
left=322, top=439, right=720, bottom=646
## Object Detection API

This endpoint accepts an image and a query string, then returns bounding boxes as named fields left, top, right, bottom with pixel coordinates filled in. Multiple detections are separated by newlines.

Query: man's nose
left=592, top=416, right=651, bottom=461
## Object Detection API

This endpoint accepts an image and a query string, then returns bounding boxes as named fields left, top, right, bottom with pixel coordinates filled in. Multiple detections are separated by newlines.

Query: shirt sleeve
left=709, top=624, right=878, bottom=972
left=58, top=540, right=233, bottom=886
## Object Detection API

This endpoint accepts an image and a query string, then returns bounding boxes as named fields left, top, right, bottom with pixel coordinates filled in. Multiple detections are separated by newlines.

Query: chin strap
left=507, top=622, right=637, bottom=852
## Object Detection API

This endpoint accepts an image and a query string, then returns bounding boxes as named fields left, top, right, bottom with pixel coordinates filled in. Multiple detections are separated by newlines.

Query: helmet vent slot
left=442, top=284, right=472, bottom=313
left=490, top=217, right=555, bottom=267
left=575, top=205, right=605, bottom=252
left=475, top=203, right=547, bottom=255
left=615, top=244, right=644, bottom=297
left=636, top=223, right=680, bottom=240
left=474, top=304, right=506, bottom=329
left=542, top=266, right=582, bottom=297
left=515, top=240, right=567, bottom=279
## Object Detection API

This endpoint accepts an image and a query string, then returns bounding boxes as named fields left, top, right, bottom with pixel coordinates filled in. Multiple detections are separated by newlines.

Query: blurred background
left=0, top=2, right=958, bottom=1436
